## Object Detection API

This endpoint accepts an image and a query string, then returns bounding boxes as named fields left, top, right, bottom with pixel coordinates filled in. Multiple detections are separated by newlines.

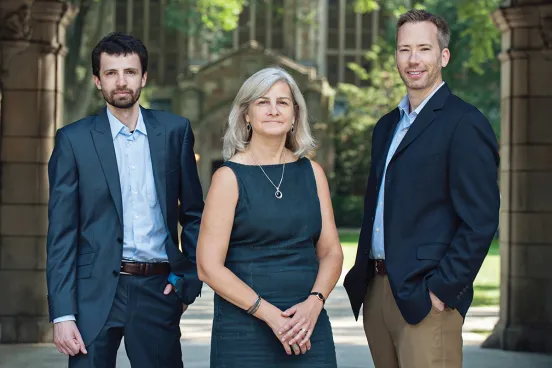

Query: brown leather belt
left=374, top=259, right=387, bottom=276
left=120, top=261, right=170, bottom=276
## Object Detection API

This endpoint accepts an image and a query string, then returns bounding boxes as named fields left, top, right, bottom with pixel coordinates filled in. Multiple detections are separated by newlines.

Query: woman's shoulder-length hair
left=222, top=66, right=316, bottom=161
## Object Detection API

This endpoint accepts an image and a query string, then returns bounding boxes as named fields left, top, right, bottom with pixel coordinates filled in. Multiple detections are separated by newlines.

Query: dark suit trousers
left=69, top=274, right=184, bottom=368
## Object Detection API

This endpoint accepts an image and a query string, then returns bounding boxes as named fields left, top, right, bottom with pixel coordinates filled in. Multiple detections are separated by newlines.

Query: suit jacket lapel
left=91, top=108, right=123, bottom=228
left=392, top=83, right=451, bottom=158
left=376, top=109, right=400, bottom=184
left=142, top=107, right=168, bottom=223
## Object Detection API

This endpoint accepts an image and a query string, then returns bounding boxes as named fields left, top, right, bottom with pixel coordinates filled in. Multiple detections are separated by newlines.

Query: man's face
left=395, top=21, right=449, bottom=92
left=93, top=53, right=147, bottom=109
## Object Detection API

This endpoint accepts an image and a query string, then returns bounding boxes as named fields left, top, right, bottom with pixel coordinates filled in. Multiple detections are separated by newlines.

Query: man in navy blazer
left=343, top=10, right=499, bottom=368
left=46, top=33, right=203, bottom=367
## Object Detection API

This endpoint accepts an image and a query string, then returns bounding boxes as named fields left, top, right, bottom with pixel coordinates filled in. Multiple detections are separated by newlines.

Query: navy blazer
left=343, top=84, right=500, bottom=324
left=46, top=107, right=204, bottom=345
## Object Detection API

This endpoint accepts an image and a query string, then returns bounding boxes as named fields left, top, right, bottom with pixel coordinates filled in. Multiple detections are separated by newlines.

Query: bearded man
left=46, top=32, right=204, bottom=368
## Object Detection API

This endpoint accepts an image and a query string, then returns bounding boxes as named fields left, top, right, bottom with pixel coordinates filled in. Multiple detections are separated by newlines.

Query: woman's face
left=245, top=81, right=295, bottom=139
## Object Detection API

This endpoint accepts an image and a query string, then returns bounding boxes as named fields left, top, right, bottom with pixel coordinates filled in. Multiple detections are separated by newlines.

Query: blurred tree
left=65, top=0, right=115, bottom=124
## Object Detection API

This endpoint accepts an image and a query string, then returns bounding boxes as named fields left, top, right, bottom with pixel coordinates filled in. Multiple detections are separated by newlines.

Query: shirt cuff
left=53, top=315, right=76, bottom=324
left=168, top=272, right=181, bottom=286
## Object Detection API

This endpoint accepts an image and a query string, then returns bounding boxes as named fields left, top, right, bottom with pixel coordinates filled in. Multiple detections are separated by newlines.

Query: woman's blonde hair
left=222, top=67, right=316, bottom=160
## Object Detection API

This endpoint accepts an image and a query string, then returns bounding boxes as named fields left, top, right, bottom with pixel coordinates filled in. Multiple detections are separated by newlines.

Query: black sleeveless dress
left=209, top=157, right=337, bottom=367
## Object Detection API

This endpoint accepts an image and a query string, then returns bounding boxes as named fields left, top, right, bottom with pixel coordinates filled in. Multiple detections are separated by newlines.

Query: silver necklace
left=250, top=152, right=285, bottom=199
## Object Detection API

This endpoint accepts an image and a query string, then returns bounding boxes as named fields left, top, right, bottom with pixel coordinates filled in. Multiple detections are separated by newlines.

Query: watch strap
left=309, top=292, right=326, bottom=304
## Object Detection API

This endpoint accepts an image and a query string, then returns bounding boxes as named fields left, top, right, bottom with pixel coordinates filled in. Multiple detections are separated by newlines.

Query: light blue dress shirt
left=53, top=108, right=170, bottom=323
left=371, top=82, right=445, bottom=260
left=107, top=108, right=169, bottom=263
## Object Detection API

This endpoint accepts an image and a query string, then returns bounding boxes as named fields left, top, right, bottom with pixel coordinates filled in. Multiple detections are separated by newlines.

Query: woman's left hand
left=278, top=296, right=324, bottom=347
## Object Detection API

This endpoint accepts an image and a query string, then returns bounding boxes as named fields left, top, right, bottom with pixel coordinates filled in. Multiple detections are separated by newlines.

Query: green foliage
left=353, top=0, right=380, bottom=13
left=456, top=0, right=502, bottom=74
left=422, top=0, right=501, bottom=136
left=332, top=195, right=366, bottom=228
left=333, top=43, right=406, bottom=200
left=164, top=0, right=246, bottom=52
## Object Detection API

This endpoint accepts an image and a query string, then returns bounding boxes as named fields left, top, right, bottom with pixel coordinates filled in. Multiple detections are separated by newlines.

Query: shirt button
left=117, top=237, right=123, bottom=244
left=379, top=202, right=383, bottom=206
left=112, top=270, right=119, bottom=277
left=134, top=215, right=139, bottom=219
left=133, top=191, right=138, bottom=195
left=131, top=165, right=135, bottom=170
left=376, top=228, right=380, bottom=232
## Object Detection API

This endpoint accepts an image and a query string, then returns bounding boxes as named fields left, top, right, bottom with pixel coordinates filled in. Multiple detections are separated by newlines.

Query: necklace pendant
left=275, top=190, right=283, bottom=199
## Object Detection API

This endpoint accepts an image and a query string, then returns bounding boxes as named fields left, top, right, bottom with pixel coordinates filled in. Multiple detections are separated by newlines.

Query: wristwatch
left=309, top=292, right=326, bottom=304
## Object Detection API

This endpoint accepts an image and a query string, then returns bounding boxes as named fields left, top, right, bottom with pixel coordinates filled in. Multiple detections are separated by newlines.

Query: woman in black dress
left=197, top=67, right=343, bottom=367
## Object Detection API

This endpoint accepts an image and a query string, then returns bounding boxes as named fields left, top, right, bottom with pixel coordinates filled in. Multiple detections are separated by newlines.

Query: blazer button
left=117, top=237, right=123, bottom=244
left=112, top=270, right=119, bottom=277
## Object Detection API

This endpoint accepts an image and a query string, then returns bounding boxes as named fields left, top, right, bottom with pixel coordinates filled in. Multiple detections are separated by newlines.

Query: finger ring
left=292, top=344, right=299, bottom=350
left=301, top=328, right=307, bottom=333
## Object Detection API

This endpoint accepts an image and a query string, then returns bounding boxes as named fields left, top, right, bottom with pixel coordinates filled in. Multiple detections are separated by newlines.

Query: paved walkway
left=2, top=276, right=551, bottom=367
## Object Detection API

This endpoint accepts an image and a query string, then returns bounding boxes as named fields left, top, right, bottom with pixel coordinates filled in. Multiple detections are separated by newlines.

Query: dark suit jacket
left=46, top=106, right=204, bottom=345
left=343, top=84, right=500, bottom=324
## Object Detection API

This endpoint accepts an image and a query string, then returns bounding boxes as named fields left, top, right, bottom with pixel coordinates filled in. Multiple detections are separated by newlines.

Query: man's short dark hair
left=91, top=32, right=148, bottom=77
left=396, top=10, right=450, bottom=51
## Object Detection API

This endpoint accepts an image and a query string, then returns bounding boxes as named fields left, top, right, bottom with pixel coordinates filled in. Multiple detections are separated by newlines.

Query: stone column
left=483, top=1, right=552, bottom=353
left=0, top=0, right=75, bottom=343
left=316, top=0, right=328, bottom=77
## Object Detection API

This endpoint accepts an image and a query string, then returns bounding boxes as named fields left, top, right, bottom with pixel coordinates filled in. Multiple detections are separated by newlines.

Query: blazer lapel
left=376, top=109, right=400, bottom=184
left=142, top=107, right=168, bottom=223
left=393, top=83, right=451, bottom=158
left=91, top=108, right=123, bottom=228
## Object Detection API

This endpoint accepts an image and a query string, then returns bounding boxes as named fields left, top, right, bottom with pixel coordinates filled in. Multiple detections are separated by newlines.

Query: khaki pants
left=363, top=275, right=463, bottom=368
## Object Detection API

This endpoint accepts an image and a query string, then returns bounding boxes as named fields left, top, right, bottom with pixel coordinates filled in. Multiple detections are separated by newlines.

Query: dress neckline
left=226, top=156, right=305, bottom=168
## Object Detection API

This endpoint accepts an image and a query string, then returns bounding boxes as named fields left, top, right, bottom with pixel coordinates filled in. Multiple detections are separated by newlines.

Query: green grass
left=339, top=230, right=500, bottom=306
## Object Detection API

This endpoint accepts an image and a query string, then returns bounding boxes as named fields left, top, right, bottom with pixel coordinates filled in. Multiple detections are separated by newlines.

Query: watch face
left=311, top=292, right=324, bottom=302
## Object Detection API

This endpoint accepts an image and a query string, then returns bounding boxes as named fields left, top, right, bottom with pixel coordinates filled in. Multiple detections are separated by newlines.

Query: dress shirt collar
left=398, top=81, right=445, bottom=119
left=107, top=107, right=147, bottom=139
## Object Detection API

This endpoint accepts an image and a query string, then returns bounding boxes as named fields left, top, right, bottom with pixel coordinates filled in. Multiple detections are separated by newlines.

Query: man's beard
left=102, top=87, right=141, bottom=109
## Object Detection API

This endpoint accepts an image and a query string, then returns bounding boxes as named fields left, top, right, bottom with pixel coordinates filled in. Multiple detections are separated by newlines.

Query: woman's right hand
left=259, top=305, right=311, bottom=355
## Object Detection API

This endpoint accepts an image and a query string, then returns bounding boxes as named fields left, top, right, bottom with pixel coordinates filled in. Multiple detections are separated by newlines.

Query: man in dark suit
left=46, top=32, right=204, bottom=367
left=343, top=10, right=500, bottom=368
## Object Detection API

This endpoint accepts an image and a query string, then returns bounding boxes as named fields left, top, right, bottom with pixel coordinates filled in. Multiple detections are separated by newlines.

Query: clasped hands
left=269, top=296, right=324, bottom=356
